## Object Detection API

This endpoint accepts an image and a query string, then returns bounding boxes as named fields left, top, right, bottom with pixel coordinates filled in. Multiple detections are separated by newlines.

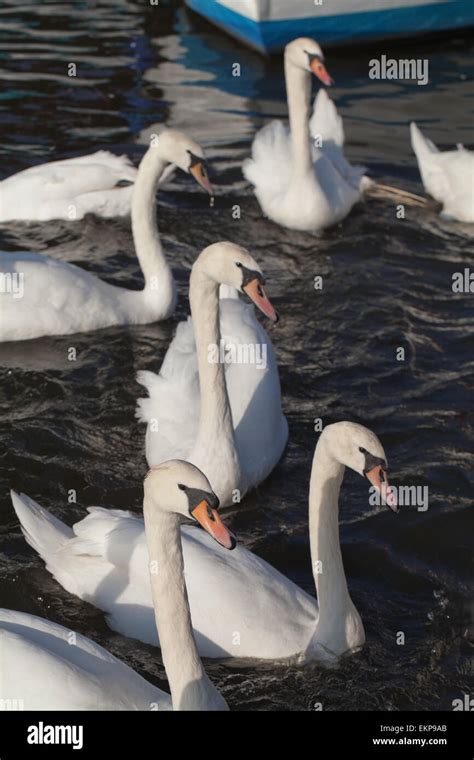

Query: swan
left=410, top=121, right=474, bottom=223
left=2, top=460, right=234, bottom=710
left=136, top=241, right=288, bottom=506
left=243, top=37, right=368, bottom=232
left=243, top=37, right=425, bottom=232
left=0, top=151, right=139, bottom=223
left=0, top=130, right=212, bottom=342
left=12, top=422, right=397, bottom=662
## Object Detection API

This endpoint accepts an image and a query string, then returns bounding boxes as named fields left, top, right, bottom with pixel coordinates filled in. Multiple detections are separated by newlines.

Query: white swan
left=411, top=121, right=474, bottom=223
left=244, top=37, right=426, bottom=231
left=243, top=37, right=371, bottom=232
left=12, top=422, right=397, bottom=662
left=0, top=130, right=212, bottom=342
left=137, top=241, right=288, bottom=506
left=2, top=460, right=233, bottom=710
left=0, top=151, right=139, bottom=223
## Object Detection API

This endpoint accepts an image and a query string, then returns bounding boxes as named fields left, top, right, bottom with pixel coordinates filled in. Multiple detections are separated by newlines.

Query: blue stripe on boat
left=185, top=0, right=474, bottom=53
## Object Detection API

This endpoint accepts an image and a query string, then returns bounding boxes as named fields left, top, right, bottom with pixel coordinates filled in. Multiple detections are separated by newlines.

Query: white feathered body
left=0, top=608, right=170, bottom=710
left=0, top=250, right=173, bottom=342
left=411, top=122, right=474, bottom=222
left=0, top=151, right=137, bottom=222
left=137, top=294, right=288, bottom=505
left=244, top=90, right=369, bottom=232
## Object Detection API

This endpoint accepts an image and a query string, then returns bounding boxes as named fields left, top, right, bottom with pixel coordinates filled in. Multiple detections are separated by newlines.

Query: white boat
left=185, top=0, right=474, bottom=53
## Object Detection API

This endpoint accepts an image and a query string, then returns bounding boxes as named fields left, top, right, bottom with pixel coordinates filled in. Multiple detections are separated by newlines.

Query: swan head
left=153, top=129, right=213, bottom=194
left=321, top=422, right=398, bottom=512
left=195, top=242, right=279, bottom=323
left=285, top=38, right=333, bottom=86
left=144, top=459, right=236, bottom=549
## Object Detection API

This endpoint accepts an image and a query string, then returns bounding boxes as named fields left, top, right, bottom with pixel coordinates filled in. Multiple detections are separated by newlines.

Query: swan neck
left=285, top=58, right=312, bottom=176
left=131, top=149, right=174, bottom=301
left=143, top=505, right=212, bottom=710
left=188, top=265, right=238, bottom=475
left=308, top=440, right=352, bottom=617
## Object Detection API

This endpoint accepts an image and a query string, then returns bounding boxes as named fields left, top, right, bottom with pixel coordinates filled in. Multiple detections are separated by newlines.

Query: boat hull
left=185, top=0, right=474, bottom=53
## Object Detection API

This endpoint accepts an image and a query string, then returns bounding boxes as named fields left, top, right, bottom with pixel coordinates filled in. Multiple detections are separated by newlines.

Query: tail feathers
left=10, top=491, right=72, bottom=559
left=410, top=122, right=439, bottom=160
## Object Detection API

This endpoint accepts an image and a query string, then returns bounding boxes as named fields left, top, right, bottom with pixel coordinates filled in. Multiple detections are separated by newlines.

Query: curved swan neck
left=131, top=149, right=175, bottom=306
left=308, top=439, right=353, bottom=617
left=188, top=264, right=239, bottom=478
left=285, top=58, right=313, bottom=176
left=143, top=504, right=220, bottom=710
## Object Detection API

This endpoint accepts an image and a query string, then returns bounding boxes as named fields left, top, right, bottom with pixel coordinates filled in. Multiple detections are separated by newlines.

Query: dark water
left=0, top=0, right=473, bottom=711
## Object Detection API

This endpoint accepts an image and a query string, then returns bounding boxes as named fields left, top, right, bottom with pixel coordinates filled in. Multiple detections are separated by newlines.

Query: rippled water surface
left=0, top=1, right=473, bottom=711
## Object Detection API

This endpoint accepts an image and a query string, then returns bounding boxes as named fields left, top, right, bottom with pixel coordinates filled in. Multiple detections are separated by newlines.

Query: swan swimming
left=137, top=241, right=288, bottom=506
left=0, top=150, right=138, bottom=223
left=411, top=121, right=474, bottom=223
left=0, top=130, right=212, bottom=342
left=244, top=37, right=426, bottom=232
left=243, top=37, right=370, bottom=232
left=12, top=422, right=397, bottom=662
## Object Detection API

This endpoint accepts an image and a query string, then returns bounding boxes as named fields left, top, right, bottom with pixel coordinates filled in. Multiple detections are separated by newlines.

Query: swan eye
left=235, top=262, right=242, bottom=268
left=177, top=483, right=187, bottom=492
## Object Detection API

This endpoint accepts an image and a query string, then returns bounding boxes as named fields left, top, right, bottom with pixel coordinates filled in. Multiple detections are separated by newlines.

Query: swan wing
left=136, top=314, right=201, bottom=464
left=0, top=151, right=137, bottom=221
left=310, top=90, right=367, bottom=190
left=137, top=297, right=287, bottom=487
left=243, top=120, right=293, bottom=198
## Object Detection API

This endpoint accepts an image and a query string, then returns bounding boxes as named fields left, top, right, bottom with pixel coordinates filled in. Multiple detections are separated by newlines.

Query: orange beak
left=190, top=162, right=213, bottom=195
left=309, top=59, right=334, bottom=86
left=243, top=278, right=279, bottom=323
left=366, top=465, right=398, bottom=512
left=191, top=499, right=236, bottom=550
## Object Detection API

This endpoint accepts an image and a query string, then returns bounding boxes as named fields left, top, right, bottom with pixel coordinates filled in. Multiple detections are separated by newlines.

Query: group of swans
left=244, top=38, right=470, bottom=228
left=0, top=34, right=407, bottom=711
left=1, top=38, right=465, bottom=240
left=5, top=421, right=397, bottom=712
